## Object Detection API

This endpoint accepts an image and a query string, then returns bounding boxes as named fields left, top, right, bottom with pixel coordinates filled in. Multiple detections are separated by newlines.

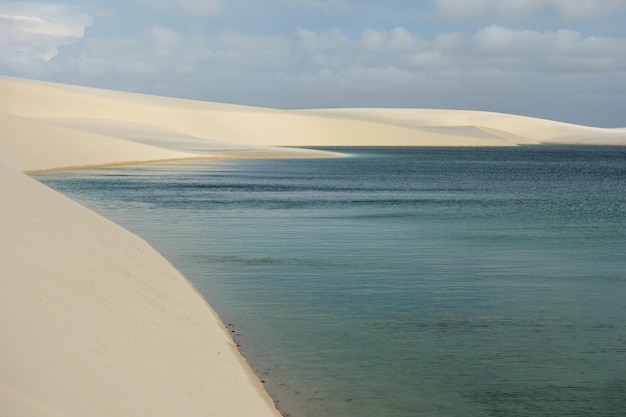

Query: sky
left=1, top=0, right=625, bottom=127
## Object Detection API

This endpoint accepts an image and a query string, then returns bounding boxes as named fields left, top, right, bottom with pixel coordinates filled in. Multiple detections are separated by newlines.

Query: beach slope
left=0, top=157, right=280, bottom=417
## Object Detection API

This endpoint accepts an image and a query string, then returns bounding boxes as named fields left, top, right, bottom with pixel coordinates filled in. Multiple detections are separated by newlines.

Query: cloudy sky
left=1, top=0, right=625, bottom=127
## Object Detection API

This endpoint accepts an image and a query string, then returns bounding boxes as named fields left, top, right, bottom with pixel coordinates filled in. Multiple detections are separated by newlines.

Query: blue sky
left=1, top=0, right=625, bottom=127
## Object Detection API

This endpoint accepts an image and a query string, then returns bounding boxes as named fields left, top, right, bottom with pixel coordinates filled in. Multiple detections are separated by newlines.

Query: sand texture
left=1, top=76, right=624, bottom=417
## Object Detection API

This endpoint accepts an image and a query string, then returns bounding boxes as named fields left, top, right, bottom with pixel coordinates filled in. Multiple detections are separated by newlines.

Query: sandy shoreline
left=1, top=76, right=625, bottom=417
left=24, top=150, right=343, bottom=175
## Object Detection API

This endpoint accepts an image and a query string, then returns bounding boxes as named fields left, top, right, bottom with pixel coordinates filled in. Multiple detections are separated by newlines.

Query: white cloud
left=299, top=25, right=624, bottom=69
left=0, top=1, right=92, bottom=61
left=435, top=0, right=626, bottom=20
left=0, top=13, right=43, bottom=23
left=361, top=29, right=388, bottom=52
left=387, top=27, right=422, bottom=52
left=43, top=29, right=294, bottom=88
left=361, top=28, right=422, bottom=53
left=468, top=25, right=626, bottom=70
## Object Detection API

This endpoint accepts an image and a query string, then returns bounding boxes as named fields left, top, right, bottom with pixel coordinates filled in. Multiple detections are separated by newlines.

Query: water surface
left=36, top=146, right=626, bottom=417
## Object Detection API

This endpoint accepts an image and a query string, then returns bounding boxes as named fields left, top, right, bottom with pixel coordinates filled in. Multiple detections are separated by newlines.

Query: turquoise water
left=36, top=146, right=626, bottom=417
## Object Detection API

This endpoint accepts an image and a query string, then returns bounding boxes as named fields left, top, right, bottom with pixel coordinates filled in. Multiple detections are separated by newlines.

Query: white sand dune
left=0, top=156, right=280, bottom=417
left=303, top=108, right=626, bottom=146
left=1, top=76, right=624, bottom=417
left=3, top=77, right=624, bottom=162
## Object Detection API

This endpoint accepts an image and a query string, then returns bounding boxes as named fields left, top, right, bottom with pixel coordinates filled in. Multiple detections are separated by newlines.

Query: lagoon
left=36, top=146, right=626, bottom=417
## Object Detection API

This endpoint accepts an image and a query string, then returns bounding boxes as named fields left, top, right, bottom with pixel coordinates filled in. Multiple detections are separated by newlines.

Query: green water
left=36, top=146, right=626, bottom=416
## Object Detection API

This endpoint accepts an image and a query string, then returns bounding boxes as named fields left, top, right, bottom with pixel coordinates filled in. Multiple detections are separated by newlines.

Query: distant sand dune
left=303, top=108, right=626, bottom=145
left=1, top=76, right=624, bottom=417
left=3, top=78, right=624, bottom=173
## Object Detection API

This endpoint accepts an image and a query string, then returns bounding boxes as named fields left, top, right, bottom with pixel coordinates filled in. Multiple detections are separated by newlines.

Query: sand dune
left=0, top=156, right=280, bottom=417
left=0, top=113, right=203, bottom=172
left=1, top=76, right=624, bottom=417
left=3, top=77, right=624, bottom=159
left=303, top=108, right=626, bottom=145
